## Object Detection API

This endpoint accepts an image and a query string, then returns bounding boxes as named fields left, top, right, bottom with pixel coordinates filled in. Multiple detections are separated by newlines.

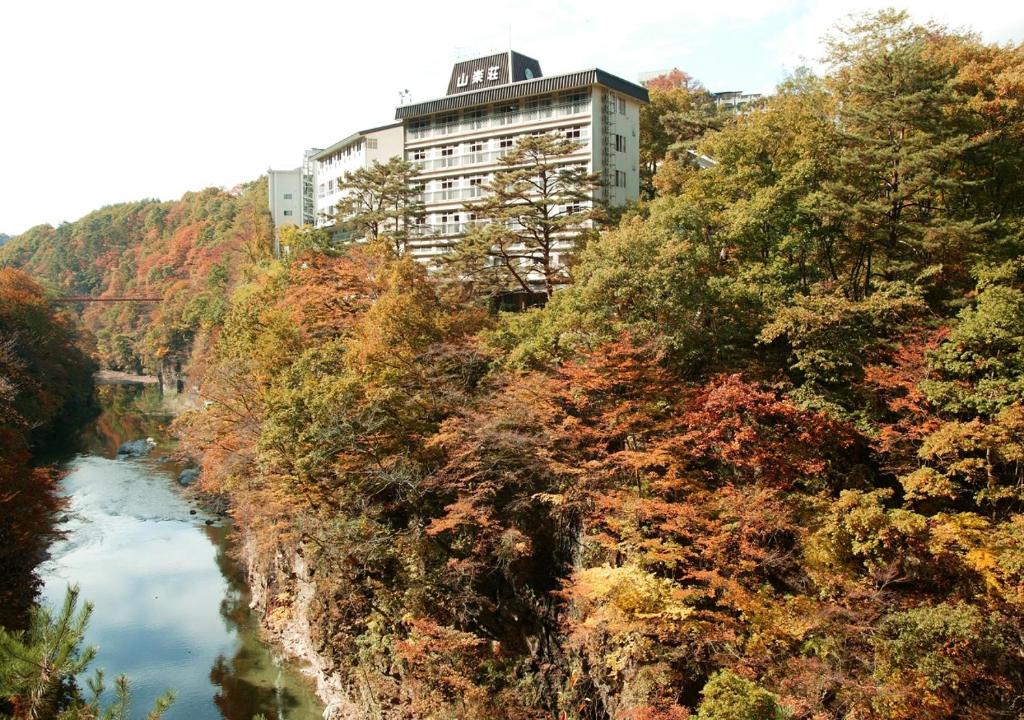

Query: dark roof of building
left=446, top=51, right=543, bottom=96
left=396, top=68, right=649, bottom=120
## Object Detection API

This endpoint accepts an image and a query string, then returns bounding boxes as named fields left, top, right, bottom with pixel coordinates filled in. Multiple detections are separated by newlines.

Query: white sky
left=1, top=0, right=1021, bottom=235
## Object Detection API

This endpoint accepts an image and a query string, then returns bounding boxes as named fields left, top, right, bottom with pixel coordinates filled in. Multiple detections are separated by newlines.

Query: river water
left=36, top=385, right=324, bottom=720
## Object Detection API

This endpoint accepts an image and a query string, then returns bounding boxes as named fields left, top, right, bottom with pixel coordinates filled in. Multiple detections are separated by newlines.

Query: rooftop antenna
left=398, top=89, right=411, bottom=105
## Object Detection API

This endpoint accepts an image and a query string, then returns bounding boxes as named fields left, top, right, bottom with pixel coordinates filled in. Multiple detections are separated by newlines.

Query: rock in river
left=117, top=438, right=155, bottom=457
left=178, top=468, right=200, bottom=486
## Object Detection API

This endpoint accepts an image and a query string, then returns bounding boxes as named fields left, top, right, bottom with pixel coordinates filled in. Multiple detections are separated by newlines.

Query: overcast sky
left=2, top=0, right=1021, bottom=235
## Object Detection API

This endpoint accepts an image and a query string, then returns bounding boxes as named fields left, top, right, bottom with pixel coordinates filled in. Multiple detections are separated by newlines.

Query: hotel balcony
left=407, top=99, right=592, bottom=141
left=410, top=132, right=590, bottom=174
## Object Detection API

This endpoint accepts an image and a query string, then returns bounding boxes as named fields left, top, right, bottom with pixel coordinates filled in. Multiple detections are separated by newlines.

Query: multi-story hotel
left=310, top=123, right=404, bottom=229
left=269, top=51, right=648, bottom=269
left=394, top=51, right=649, bottom=262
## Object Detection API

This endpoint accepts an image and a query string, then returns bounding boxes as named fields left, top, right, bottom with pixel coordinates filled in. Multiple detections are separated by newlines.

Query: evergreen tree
left=816, top=10, right=986, bottom=299
left=0, top=586, right=173, bottom=720
left=332, top=157, right=424, bottom=257
left=444, top=133, right=601, bottom=301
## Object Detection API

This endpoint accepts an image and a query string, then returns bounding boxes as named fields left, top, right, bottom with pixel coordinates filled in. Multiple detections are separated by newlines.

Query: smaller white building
left=311, top=123, right=404, bottom=229
left=268, top=168, right=302, bottom=227
left=267, top=168, right=303, bottom=256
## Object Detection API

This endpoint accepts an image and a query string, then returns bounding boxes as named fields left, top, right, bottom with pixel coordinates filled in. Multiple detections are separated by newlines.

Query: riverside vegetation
left=0, top=271, right=175, bottom=718
left=3, top=10, right=1024, bottom=719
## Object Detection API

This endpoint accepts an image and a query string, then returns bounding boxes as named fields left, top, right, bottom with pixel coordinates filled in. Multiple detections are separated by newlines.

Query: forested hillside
left=0, top=181, right=272, bottom=373
left=174, top=11, right=1024, bottom=720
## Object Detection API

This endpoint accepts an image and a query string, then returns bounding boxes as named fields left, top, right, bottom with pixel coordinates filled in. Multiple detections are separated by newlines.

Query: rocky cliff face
left=241, top=536, right=369, bottom=720
left=158, top=356, right=186, bottom=396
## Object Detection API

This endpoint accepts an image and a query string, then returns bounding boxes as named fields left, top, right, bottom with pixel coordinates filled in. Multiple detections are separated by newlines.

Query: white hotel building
left=394, top=51, right=648, bottom=262
left=309, top=123, right=404, bottom=229
left=271, top=51, right=648, bottom=264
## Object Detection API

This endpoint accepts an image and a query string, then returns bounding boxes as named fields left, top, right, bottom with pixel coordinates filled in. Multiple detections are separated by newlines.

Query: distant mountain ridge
left=0, top=179, right=273, bottom=373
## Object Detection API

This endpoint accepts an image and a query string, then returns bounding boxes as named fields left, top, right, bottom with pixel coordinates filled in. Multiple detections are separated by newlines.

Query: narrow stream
left=36, top=384, right=323, bottom=720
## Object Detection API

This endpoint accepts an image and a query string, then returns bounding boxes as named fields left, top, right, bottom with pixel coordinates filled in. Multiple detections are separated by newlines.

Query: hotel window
left=470, top=141, right=483, bottom=152
left=565, top=204, right=582, bottom=215
left=566, top=92, right=587, bottom=111
left=412, top=149, right=426, bottom=161
left=410, top=120, right=429, bottom=137
left=318, top=183, right=325, bottom=198
left=499, top=136, right=514, bottom=150
left=614, top=134, right=626, bottom=152
left=467, top=108, right=486, bottom=128
left=283, top=193, right=293, bottom=199
left=441, top=179, right=457, bottom=200
left=565, top=126, right=582, bottom=140
left=283, top=210, right=293, bottom=216
left=618, top=97, right=627, bottom=114
left=614, top=170, right=626, bottom=188
left=367, top=138, right=378, bottom=149
left=498, top=102, right=519, bottom=124
left=328, top=179, right=335, bottom=193
left=441, top=145, right=454, bottom=156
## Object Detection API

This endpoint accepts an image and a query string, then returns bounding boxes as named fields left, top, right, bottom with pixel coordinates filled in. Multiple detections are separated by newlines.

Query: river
left=35, top=384, right=324, bottom=720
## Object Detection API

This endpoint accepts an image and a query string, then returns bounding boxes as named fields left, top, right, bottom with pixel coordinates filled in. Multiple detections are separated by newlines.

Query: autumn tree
left=444, top=133, right=601, bottom=301
left=639, top=69, right=720, bottom=198
left=331, top=157, right=424, bottom=257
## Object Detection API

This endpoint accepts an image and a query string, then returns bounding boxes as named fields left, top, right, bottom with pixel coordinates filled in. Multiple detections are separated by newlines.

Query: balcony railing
left=407, top=100, right=591, bottom=140
left=410, top=222, right=476, bottom=237
left=410, top=133, right=590, bottom=173
left=420, top=186, right=486, bottom=204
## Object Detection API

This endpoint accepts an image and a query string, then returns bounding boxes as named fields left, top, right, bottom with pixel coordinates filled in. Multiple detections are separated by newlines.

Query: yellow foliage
left=573, top=564, right=692, bottom=623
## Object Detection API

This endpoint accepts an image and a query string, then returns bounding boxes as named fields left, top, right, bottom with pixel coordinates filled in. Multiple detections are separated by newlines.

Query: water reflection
left=36, top=385, right=323, bottom=720
left=0, top=461, right=64, bottom=630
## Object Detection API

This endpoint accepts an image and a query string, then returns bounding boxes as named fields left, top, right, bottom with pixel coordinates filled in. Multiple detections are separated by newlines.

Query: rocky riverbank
left=242, top=539, right=365, bottom=720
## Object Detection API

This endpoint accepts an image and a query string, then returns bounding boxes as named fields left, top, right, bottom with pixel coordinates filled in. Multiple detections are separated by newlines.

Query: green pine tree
left=332, top=157, right=424, bottom=257
left=0, top=585, right=173, bottom=720
left=444, top=132, right=601, bottom=301
left=816, top=10, right=986, bottom=299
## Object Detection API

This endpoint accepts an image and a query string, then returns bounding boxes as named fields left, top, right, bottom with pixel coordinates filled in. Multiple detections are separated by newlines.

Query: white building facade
left=267, top=168, right=303, bottom=228
left=311, top=123, right=404, bottom=229
left=394, top=51, right=648, bottom=263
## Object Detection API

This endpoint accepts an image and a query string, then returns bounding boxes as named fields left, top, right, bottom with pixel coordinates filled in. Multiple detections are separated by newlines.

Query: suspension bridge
left=53, top=296, right=162, bottom=303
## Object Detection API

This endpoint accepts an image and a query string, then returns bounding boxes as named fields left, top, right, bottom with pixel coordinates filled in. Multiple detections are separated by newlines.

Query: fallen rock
left=178, top=468, right=200, bottom=487
left=117, top=439, right=154, bottom=457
